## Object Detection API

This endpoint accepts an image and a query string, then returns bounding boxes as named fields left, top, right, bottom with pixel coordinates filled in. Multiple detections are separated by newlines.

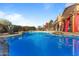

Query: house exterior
left=54, top=3, right=79, bottom=32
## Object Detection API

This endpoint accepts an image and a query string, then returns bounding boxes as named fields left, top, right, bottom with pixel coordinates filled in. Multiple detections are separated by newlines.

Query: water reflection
left=58, top=36, right=79, bottom=56
left=73, top=38, right=79, bottom=56
left=58, top=36, right=72, bottom=48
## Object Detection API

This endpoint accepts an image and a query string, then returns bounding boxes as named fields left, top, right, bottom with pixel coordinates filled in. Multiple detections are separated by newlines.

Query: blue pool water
left=6, top=32, right=79, bottom=56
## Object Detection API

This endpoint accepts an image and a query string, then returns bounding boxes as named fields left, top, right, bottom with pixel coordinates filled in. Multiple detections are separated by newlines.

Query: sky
left=0, top=3, right=74, bottom=27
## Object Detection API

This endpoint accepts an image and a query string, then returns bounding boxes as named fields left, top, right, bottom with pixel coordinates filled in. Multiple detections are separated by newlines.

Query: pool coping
left=0, top=31, right=79, bottom=38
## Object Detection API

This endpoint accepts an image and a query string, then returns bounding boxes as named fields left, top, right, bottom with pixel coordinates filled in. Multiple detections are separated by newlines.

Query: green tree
left=0, top=19, right=13, bottom=34
left=38, top=26, right=44, bottom=31
left=48, top=20, right=53, bottom=30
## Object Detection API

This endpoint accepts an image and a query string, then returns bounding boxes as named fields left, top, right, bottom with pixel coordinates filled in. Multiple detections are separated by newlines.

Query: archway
left=65, top=16, right=71, bottom=32
left=74, top=13, right=79, bottom=32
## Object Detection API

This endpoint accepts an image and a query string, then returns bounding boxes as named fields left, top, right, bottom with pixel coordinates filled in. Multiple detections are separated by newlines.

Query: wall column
left=72, top=14, right=75, bottom=32
left=56, top=24, right=58, bottom=31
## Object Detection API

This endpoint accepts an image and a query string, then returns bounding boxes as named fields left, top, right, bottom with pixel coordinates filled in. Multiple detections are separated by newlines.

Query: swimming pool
left=6, top=32, right=79, bottom=56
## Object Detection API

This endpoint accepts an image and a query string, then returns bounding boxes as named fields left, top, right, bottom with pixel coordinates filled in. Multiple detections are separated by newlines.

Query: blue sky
left=0, top=3, right=73, bottom=27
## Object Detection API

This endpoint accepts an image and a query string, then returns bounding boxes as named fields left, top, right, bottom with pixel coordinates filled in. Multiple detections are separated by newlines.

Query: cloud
left=0, top=11, right=7, bottom=18
left=43, top=3, right=52, bottom=10
left=65, top=3, right=75, bottom=7
left=0, top=11, right=36, bottom=27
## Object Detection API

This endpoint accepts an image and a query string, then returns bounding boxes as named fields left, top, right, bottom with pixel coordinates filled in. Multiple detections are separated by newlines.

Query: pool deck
left=0, top=31, right=23, bottom=38
left=51, top=31, right=79, bottom=36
